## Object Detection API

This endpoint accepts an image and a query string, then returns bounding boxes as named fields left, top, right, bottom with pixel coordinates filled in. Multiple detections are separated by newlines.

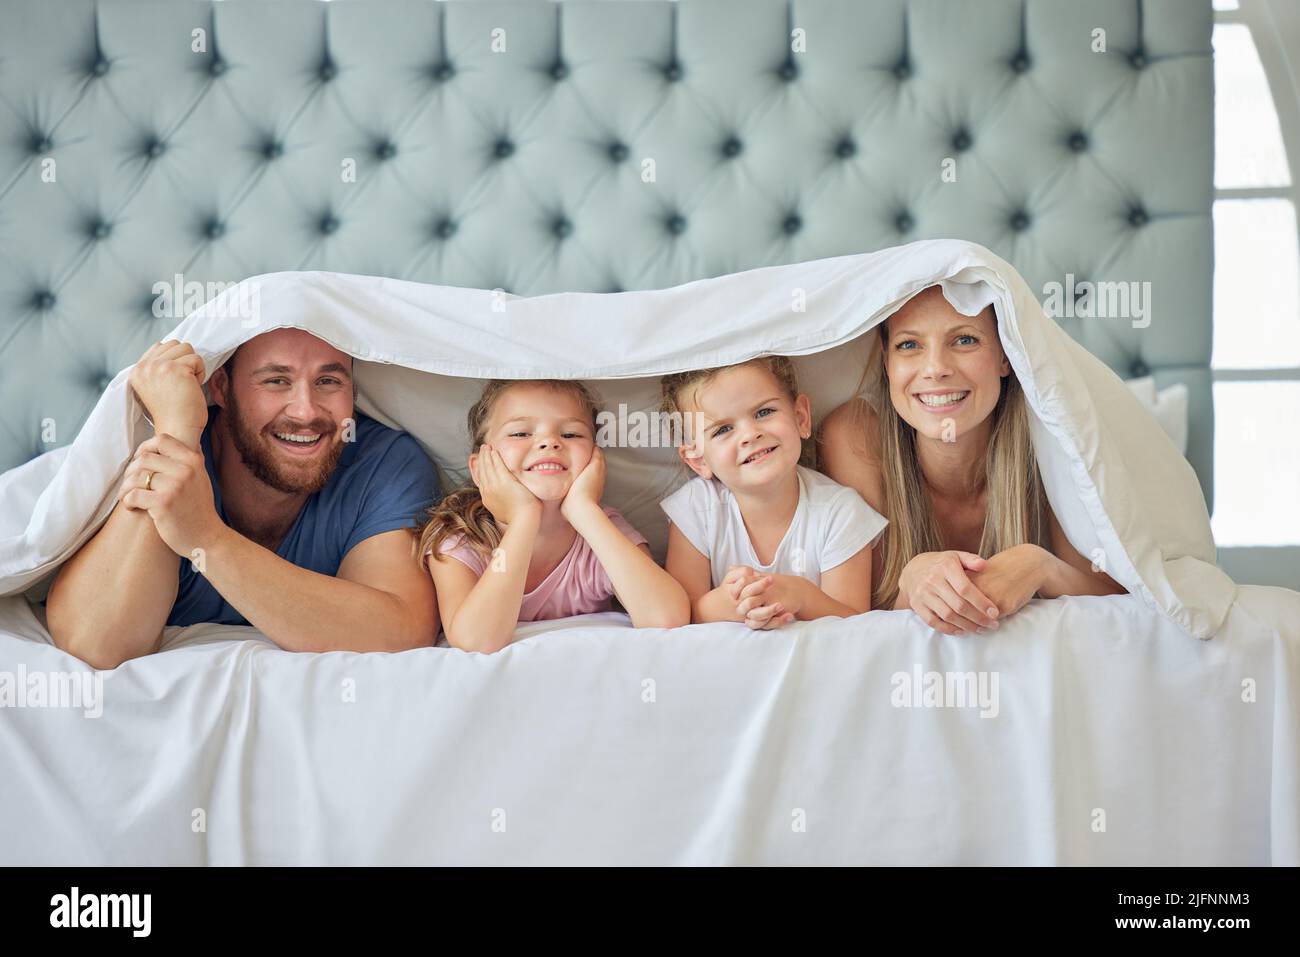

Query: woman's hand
left=966, top=544, right=1052, bottom=620
left=471, top=444, right=541, bottom=526
left=898, top=550, right=1000, bottom=636
left=560, top=445, right=606, bottom=521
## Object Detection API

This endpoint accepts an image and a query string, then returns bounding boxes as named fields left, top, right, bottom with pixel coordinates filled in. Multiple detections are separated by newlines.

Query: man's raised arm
left=46, top=342, right=209, bottom=670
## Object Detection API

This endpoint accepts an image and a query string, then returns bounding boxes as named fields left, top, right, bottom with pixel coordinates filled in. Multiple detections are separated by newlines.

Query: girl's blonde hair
left=659, top=356, right=816, bottom=469
left=859, top=292, right=1048, bottom=609
left=416, top=379, right=602, bottom=567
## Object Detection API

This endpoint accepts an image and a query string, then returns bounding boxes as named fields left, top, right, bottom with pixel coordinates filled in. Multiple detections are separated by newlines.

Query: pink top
left=426, top=506, right=649, bottom=622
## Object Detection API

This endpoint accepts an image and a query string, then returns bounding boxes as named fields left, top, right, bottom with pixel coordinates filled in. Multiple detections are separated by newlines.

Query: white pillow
left=1125, top=376, right=1190, bottom=455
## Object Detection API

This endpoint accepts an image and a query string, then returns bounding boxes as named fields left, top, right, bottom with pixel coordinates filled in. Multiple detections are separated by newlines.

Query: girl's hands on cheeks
left=560, top=445, right=606, bottom=521
left=472, top=444, right=541, bottom=526
left=899, top=550, right=1000, bottom=636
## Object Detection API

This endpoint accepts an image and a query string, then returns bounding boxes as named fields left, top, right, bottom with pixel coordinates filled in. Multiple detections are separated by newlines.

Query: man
left=47, top=331, right=441, bottom=668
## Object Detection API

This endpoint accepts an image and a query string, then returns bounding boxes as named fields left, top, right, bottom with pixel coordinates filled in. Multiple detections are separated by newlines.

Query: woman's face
left=471, top=383, right=595, bottom=502
left=883, top=288, right=1010, bottom=443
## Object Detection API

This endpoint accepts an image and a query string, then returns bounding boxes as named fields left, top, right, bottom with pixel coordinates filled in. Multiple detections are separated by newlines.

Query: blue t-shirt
left=166, top=406, right=440, bottom=627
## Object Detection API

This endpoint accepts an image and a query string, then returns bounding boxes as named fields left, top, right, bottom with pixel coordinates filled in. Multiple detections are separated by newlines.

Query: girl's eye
left=756, top=407, right=776, bottom=418
left=508, top=431, right=529, bottom=438
left=563, top=432, right=586, bottom=439
left=712, top=424, right=732, bottom=438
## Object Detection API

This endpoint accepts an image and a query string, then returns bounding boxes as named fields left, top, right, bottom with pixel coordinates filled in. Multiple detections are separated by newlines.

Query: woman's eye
left=955, top=335, right=979, bottom=346
left=895, top=340, right=918, bottom=351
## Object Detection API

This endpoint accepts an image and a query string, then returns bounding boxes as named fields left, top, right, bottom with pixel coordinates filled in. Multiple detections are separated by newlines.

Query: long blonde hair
left=860, top=301, right=1048, bottom=609
left=416, top=379, right=602, bottom=567
left=659, top=355, right=815, bottom=470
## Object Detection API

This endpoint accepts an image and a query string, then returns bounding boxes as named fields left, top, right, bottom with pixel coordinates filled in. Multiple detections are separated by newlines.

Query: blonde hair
left=659, top=356, right=815, bottom=470
left=859, top=296, right=1048, bottom=609
left=415, top=379, right=602, bottom=568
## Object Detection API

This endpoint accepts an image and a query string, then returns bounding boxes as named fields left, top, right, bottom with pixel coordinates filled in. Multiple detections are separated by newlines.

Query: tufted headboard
left=0, top=0, right=1215, bottom=506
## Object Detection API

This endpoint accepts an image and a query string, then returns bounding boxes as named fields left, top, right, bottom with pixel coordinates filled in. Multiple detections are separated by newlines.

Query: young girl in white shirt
left=659, top=356, right=887, bottom=629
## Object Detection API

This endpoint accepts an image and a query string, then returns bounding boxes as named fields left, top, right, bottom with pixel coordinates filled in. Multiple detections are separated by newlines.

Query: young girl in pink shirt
left=418, top=379, right=689, bottom=653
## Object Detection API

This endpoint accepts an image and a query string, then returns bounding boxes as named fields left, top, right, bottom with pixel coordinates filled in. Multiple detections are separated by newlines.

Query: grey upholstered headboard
left=0, top=0, right=1215, bottom=506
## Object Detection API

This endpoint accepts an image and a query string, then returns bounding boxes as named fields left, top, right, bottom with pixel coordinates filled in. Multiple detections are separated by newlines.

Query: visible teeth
left=275, top=432, right=321, bottom=444
left=529, top=463, right=564, bottom=471
left=918, top=392, right=969, bottom=407
left=743, top=446, right=776, bottom=464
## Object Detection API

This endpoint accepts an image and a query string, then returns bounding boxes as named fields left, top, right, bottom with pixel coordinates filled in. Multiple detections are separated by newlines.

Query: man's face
left=211, top=329, right=355, bottom=495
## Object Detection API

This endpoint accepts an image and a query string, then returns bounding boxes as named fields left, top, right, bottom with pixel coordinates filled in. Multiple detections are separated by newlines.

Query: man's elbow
left=48, top=619, right=151, bottom=671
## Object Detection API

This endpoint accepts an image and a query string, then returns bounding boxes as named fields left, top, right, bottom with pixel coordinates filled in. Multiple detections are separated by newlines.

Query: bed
left=1, top=0, right=1296, bottom=865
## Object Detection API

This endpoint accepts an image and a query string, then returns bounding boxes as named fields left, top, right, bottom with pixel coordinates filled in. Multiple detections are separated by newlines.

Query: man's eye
left=318, top=377, right=342, bottom=386
left=265, top=378, right=289, bottom=385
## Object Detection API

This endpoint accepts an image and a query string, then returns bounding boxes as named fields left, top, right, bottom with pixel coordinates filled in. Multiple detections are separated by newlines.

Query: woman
left=818, top=285, right=1123, bottom=635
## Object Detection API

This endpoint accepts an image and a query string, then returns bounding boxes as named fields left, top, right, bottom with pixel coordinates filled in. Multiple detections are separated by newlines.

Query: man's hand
left=119, top=434, right=224, bottom=558
left=129, top=340, right=208, bottom=449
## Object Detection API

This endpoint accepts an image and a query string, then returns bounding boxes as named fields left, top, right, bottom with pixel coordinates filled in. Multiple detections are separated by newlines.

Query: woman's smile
left=913, top=389, right=971, bottom=413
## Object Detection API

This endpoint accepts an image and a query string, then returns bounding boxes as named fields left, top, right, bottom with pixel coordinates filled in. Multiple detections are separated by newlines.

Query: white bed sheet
left=2, top=587, right=1295, bottom=865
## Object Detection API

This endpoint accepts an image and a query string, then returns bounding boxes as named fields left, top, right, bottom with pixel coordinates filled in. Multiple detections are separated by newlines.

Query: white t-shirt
left=659, top=465, right=888, bottom=588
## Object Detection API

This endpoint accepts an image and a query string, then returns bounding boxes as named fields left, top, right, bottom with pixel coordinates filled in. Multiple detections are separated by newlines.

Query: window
left=1210, top=0, right=1300, bottom=568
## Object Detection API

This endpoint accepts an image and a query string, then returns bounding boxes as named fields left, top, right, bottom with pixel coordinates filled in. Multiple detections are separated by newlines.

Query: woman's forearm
left=1039, top=551, right=1124, bottom=599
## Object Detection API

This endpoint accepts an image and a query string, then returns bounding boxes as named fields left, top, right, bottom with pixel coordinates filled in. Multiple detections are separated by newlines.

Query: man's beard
left=222, top=391, right=344, bottom=495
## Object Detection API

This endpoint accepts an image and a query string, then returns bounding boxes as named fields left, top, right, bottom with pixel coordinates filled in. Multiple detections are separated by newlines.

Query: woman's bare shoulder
left=818, top=396, right=880, bottom=461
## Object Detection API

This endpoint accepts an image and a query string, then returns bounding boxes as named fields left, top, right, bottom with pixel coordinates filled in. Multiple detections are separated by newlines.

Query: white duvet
left=0, top=239, right=1296, bottom=864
